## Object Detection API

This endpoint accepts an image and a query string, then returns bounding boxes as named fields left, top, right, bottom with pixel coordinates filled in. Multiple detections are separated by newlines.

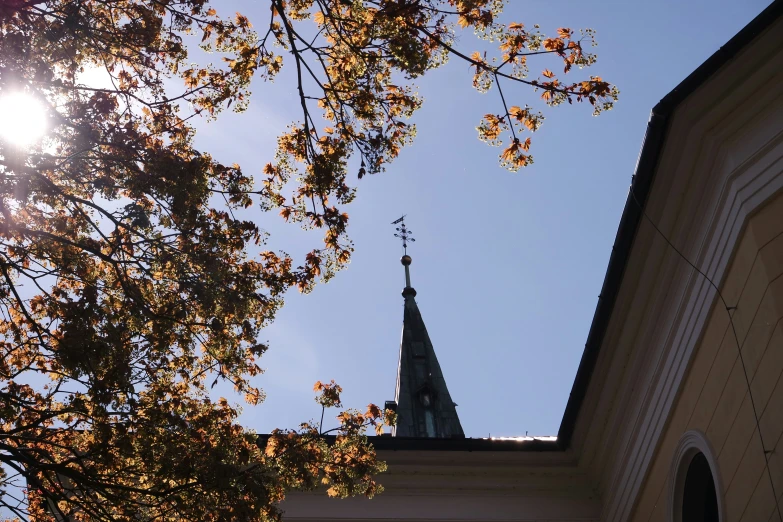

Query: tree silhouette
left=0, top=1, right=615, bottom=520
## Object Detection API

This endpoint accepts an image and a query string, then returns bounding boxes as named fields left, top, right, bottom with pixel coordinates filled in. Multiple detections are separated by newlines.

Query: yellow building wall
left=631, top=189, right=783, bottom=522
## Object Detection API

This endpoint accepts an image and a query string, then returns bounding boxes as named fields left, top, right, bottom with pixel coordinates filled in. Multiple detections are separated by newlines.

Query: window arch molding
left=668, top=429, right=724, bottom=522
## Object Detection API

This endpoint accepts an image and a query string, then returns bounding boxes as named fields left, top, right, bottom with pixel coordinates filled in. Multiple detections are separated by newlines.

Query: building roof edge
left=255, top=434, right=561, bottom=452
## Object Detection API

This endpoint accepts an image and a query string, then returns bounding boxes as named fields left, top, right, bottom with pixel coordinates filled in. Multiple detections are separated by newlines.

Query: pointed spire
left=389, top=217, right=464, bottom=438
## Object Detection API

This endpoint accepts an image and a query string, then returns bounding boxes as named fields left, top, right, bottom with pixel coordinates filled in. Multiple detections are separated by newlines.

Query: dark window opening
left=682, top=452, right=719, bottom=522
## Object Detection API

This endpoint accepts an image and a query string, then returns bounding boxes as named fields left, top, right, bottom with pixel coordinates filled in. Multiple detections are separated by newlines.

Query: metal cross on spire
left=392, top=215, right=415, bottom=254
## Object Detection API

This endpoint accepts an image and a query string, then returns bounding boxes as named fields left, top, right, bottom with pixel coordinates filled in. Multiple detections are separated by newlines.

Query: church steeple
left=389, top=217, right=464, bottom=438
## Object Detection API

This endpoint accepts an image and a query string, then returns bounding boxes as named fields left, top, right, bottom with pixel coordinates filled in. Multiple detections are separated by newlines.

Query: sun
left=0, top=92, right=48, bottom=148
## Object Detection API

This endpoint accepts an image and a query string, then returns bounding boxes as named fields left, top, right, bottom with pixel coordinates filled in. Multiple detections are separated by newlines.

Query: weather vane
left=391, top=215, right=415, bottom=254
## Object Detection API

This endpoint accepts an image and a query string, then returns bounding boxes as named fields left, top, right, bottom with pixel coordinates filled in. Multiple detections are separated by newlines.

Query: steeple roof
left=392, top=254, right=464, bottom=438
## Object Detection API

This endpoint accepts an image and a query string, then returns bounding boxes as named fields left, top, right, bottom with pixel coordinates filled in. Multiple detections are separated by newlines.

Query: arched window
left=669, top=430, right=723, bottom=522
left=682, top=452, right=719, bottom=521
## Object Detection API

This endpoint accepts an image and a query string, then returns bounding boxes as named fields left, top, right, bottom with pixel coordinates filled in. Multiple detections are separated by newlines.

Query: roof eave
left=256, top=434, right=561, bottom=452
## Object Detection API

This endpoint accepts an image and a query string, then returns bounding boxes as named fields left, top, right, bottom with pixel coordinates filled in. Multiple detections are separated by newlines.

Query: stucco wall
left=632, top=189, right=783, bottom=522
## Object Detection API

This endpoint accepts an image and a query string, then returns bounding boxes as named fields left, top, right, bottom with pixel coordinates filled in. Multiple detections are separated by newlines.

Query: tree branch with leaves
left=0, top=0, right=615, bottom=520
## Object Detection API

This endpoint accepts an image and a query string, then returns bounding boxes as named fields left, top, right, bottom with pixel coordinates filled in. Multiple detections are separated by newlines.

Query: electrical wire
left=629, top=187, right=782, bottom=521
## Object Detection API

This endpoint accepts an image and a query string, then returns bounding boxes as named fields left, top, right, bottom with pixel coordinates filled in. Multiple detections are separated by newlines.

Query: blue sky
left=192, top=0, right=772, bottom=437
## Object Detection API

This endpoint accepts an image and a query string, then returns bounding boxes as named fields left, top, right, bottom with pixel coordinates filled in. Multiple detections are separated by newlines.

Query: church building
left=283, top=1, right=783, bottom=520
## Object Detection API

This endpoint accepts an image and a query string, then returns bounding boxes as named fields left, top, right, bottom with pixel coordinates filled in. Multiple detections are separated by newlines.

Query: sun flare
left=0, top=92, right=48, bottom=148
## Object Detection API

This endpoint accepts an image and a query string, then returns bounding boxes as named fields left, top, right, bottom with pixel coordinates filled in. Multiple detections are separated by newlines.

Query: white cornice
left=281, top=448, right=598, bottom=521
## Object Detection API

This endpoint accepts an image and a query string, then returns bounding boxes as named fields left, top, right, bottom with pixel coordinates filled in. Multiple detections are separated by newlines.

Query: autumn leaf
left=557, top=27, right=573, bottom=39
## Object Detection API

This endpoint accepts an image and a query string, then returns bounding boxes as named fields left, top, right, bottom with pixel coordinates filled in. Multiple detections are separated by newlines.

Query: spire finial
left=392, top=215, right=415, bottom=255
left=392, top=215, right=416, bottom=297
